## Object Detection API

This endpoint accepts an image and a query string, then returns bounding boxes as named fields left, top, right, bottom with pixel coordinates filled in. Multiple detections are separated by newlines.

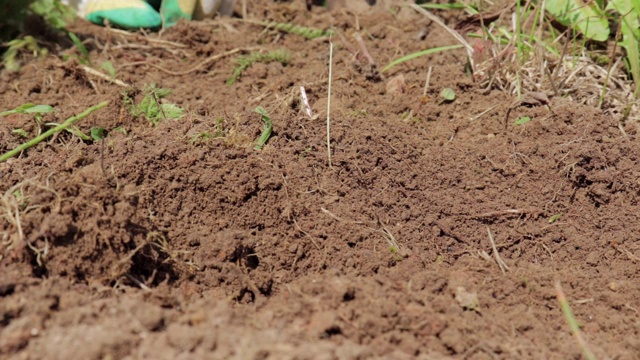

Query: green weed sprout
left=189, top=118, right=225, bottom=144
left=0, top=101, right=109, bottom=162
left=254, top=106, right=272, bottom=150
left=125, top=84, right=184, bottom=126
left=227, top=50, right=290, bottom=85
left=68, top=32, right=91, bottom=65
left=382, top=45, right=464, bottom=72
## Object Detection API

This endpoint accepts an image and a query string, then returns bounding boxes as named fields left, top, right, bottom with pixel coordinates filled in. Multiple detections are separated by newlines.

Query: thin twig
left=354, top=33, right=375, bottom=65
left=410, top=4, right=474, bottom=69
left=81, top=65, right=131, bottom=88
left=486, top=227, right=510, bottom=274
left=299, top=86, right=314, bottom=118
left=326, top=38, right=334, bottom=168
left=423, top=66, right=433, bottom=96
left=119, top=48, right=250, bottom=76
left=106, top=27, right=187, bottom=48
left=126, top=274, right=152, bottom=292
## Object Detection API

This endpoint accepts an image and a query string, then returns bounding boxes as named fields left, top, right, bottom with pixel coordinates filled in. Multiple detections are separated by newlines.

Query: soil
left=1, top=1, right=640, bottom=359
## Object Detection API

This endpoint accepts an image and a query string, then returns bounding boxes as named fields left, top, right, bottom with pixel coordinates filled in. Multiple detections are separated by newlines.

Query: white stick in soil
left=326, top=39, right=334, bottom=167
left=300, top=86, right=313, bottom=119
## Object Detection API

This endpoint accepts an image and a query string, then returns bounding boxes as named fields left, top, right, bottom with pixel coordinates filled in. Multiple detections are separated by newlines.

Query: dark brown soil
left=2, top=1, right=640, bottom=359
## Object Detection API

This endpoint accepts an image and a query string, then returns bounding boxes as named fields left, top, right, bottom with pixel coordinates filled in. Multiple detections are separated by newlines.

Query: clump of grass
left=408, top=1, right=639, bottom=125
left=227, top=49, right=290, bottom=85
left=189, top=118, right=226, bottom=145
left=124, top=84, right=184, bottom=126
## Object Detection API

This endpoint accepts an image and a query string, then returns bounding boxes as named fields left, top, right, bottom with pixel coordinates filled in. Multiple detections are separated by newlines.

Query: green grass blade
left=69, top=32, right=91, bottom=65
left=382, top=44, right=464, bottom=72
left=0, top=101, right=109, bottom=162
left=555, top=281, right=597, bottom=360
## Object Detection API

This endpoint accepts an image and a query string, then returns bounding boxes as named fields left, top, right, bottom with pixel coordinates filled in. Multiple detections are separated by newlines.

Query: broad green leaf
left=440, top=88, right=456, bottom=101
left=545, top=0, right=609, bottom=41
left=0, top=103, right=53, bottom=117
left=23, top=104, right=54, bottom=114
left=101, top=61, right=116, bottom=79
left=514, top=116, right=532, bottom=125
left=90, top=127, right=107, bottom=141
left=607, top=0, right=640, bottom=96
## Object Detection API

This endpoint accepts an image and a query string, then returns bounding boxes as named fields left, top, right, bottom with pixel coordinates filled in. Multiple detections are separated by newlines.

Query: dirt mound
left=1, top=1, right=640, bottom=359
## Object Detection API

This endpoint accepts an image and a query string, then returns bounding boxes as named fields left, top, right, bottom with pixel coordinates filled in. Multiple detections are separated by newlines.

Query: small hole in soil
left=322, top=326, right=342, bottom=338
left=343, top=288, right=356, bottom=301
left=245, top=252, right=260, bottom=269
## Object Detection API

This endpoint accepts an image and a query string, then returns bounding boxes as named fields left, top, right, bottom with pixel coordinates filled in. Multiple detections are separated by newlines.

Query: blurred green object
left=83, top=0, right=164, bottom=29
left=0, top=0, right=75, bottom=41
left=79, top=0, right=234, bottom=30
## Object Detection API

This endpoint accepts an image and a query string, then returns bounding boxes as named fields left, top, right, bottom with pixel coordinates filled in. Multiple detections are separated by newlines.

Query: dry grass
left=411, top=3, right=639, bottom=128
left=0, top=177, right=61, bottom=265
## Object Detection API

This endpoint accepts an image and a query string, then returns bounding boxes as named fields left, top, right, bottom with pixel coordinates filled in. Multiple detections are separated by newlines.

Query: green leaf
left=101, top=61, right=116, bottom=79
left=12, top=129, right=29, bottom=138
left=254, top=106, right=272, bottom=150
left=607, top=0, right=640, bottom=96
left=69, top=32, right=91, bottom=65
left=160, top=103, right=184, bottom=120
left=90, top=127, right=107, bottom=141
left=46, top=122, right=91, bottom=140
left=29, top=0, right=76, bottom=30
left=545, top=0, right=609, bottom=41
left=0, top=103, right=54, bottom=117
left=549, top=213, right=562, bottom=223
left=515, top=116, right=532, bottom=125
left=440, top=88, right=456, bottom=101
left=23, top=104, right=54, bottom=114
left=112, top=126, right=127, bottom=135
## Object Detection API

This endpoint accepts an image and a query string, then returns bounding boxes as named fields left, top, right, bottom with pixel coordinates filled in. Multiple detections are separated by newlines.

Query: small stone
left=455, top=286, right=479, bottom=311
left=585, top=251, right=600, bottom=266
left=386, top=74, right=405, bottom=94
left=608, top=281, right=620, bottom=292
